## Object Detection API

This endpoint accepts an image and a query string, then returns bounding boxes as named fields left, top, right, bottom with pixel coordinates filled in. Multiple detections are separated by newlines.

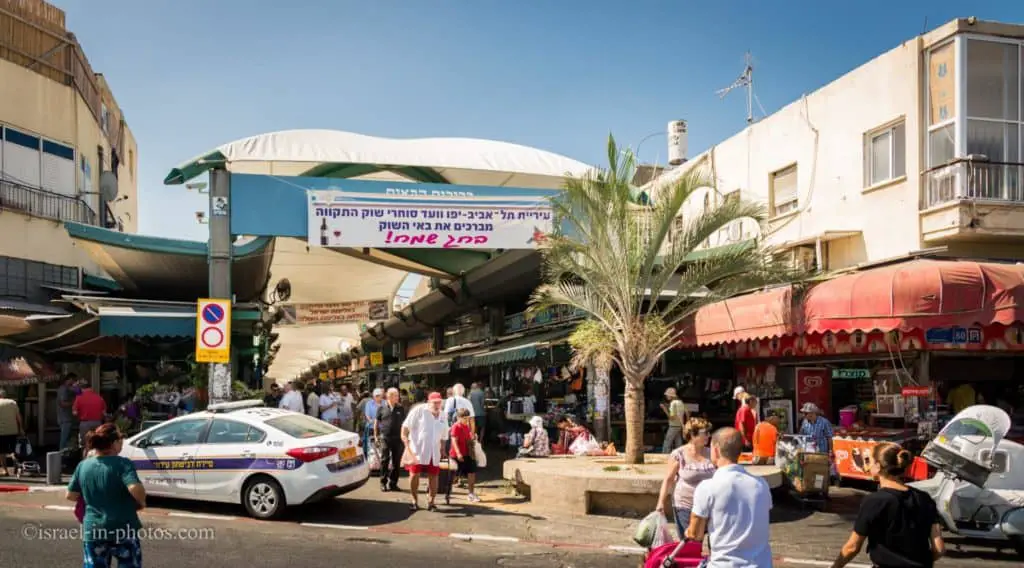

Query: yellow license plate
left=340, top=447, right=358, bottom=460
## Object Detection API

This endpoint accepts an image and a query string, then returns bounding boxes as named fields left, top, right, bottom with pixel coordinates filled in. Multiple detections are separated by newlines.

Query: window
left=770, top=165, right=798, bottom=217
left=865, top=122, right=906, bottom=187
left=265, top=414, right=339, bottom=439
left=979, top=449, right=1009, bottom=474
left=205, top=419, right=255, bottom=444
left=0, top=256, right=79, bottom=302
left=143, top=419, right=209, bottom=447
left=927, top=42, right=958, bottom=169
left=966, top=39, right=1021, bottom=164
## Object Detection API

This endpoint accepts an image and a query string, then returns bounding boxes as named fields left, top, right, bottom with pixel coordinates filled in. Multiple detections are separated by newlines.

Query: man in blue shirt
left=469, top=382, right=487, bottom=443
left=363, top=389, right=383, bottom=459
left=687, top=427, right=773, bottom=567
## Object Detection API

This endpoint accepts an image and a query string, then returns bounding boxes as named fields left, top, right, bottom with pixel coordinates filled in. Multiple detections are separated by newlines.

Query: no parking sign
left=195, top=298, right=231, bottom=363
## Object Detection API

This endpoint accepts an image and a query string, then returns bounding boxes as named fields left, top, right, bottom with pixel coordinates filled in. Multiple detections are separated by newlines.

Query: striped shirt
left=799, top=416, right=834, bottom=454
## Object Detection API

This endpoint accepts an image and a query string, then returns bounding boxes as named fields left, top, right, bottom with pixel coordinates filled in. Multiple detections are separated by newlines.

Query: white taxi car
left=120, top=400, right=368, bottom=519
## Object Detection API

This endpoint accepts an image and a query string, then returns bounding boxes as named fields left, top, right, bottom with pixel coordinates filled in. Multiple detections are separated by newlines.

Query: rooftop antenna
left=716, top=52, right=766, bottom=124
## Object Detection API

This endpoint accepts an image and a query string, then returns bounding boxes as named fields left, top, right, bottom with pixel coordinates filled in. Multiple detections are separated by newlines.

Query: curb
left=1, top=498, right=872, bottom=566
left=0, top=485, right=30, bottom=493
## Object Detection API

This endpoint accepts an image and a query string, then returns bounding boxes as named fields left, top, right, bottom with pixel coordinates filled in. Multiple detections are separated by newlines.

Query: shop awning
left=467, top=327, right=574, bottom=367
left=402, top=356, right=453, bottom=376
left=95, top=303, right=261, bottom=338
left=683, top=285, right=799, bottom=346
left=0, top=347, right=60, bottom=386
left=803, top=259, right=1024, bottom=333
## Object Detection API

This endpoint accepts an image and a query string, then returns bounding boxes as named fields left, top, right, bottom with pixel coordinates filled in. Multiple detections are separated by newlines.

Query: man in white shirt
left=337, top=385, right=355, bottom=431
left=686, top=427, right=773, bottom=567
left=319, top=385, right=341, bottom=425
left=443, top=383, right=476, bottom=433
left=278, top=382, right=304, bottom=414
left=402, top=392, right=448, bottom=511
left=306, top=386, right=320, bottom=418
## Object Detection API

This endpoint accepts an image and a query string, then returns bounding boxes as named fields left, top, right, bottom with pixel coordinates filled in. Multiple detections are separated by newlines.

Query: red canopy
left=684, top=284, right=798, bottom=346
left=803, top=259, right=1024, bottom=333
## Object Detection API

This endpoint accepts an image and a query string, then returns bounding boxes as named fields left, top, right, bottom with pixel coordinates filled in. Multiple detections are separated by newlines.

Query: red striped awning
left=803, top=259, right=1024, bottom=334
left=683, top=285, right=799, bottom=346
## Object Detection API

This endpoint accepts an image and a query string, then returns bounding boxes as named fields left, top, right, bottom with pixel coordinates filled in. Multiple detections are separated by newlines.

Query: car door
left=193, top=418, right=268, bottom=501
left=127, top=418, right=210, bottom=498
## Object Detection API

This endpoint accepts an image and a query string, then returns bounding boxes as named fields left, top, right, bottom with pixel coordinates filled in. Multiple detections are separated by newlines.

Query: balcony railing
left=922, top=159, right=1024, bottom=209
left=0, top=179, right=98, bottom=225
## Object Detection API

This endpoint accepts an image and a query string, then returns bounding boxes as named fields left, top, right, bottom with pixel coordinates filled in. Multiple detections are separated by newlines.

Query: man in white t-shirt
left=319, top=385, right=341, bottom=425
left=278, top=382, right=304, bottom=413
left=686, top=427, right=773, bottom=567
left=443, top=383, right=476, bottom=433
left=337, top=385, right=355, bottom=432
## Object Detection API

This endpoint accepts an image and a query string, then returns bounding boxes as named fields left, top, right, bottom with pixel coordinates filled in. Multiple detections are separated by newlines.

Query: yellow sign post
left=370, top=352, right=383, bottom=367
left=195, top=298, right=232, bottom=364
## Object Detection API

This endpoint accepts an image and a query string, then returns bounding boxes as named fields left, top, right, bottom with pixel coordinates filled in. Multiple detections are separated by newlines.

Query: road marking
left=606, top=545, right=646, bottom=555
left=780, top=559, right=870, bottom=568
left=43, top=505, right=74, bottom=511
left=167, top=512, right=237, bottom=521
left=450, top=533, right=519, bottom=543
left=301, top=523, right=369, bottom=531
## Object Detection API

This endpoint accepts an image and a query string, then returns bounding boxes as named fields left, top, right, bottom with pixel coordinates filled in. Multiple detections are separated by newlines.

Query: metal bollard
left=46, top=451, right=62, bottom=485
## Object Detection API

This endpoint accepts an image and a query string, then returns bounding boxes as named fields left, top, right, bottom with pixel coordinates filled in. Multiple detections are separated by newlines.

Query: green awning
left=403, top=356, right=453, bottom=376
left=99, top=306, right=260, bottom=338
left=467, top=327, right=574, bottom=368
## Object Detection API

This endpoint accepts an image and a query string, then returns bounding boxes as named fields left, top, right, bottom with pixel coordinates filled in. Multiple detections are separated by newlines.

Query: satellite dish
left=99, top=171, right=118, bottom=201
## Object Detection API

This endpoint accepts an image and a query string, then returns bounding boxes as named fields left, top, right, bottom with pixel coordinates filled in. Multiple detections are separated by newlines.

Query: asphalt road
left=1, top=506, right=632, bottom=568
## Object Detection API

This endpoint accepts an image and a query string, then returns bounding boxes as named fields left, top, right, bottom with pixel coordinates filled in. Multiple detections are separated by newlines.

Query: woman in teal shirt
left=66, top=423, right=147, bottom=568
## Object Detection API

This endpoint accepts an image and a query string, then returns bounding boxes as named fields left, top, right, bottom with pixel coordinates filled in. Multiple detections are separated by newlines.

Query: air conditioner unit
left=792, top=246, right=817, bottom=271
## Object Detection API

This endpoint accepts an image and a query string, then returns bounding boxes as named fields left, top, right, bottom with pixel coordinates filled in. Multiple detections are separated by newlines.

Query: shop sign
left=279, top=300, right=389, bottom=325
left=901, top=386, right=932, bottom=397
left=832, top=368, right=870, bottom=380
left=370, top=352, right=383, bottom=367
left=300, top=177, right=556, bottom=250
left=504, top=305, right=587, bottom=334
left=925, top=326, right=981, bottom=345
left=795, top=367, right=831, bottom=419
left=406, top=338, right=434, bottom=359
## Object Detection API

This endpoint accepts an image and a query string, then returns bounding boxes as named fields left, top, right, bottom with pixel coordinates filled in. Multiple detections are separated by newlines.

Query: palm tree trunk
left=623, top=376, right=646, bottom=464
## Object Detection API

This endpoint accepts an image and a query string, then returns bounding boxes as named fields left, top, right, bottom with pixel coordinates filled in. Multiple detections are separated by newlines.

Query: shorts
left=0, top=435, right=17, bottom=454
left=455, top=457, right=477, bottom=476
left=406, top=463, right=440, bottom=476
left=83, top=537, right=142, bottom=568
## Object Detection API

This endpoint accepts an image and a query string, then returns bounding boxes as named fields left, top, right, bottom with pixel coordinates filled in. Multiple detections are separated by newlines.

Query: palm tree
left=531, top=135, right=797, bottom=464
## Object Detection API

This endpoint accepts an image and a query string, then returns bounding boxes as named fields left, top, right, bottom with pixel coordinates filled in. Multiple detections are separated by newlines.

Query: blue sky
left=60, top=0, right=1023, bottom=245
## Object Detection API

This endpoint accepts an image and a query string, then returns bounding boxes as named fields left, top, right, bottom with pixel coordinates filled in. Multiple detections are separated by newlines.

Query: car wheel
left=242, top=475, right=286, bottom=520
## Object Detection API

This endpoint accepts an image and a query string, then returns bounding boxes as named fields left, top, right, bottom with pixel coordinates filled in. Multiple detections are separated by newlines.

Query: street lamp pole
left=207, top=167, right=233, bottom=404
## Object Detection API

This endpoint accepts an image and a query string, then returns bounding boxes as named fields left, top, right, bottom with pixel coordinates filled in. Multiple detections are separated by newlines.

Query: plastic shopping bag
left=633, top=511, right=673, bottom=549
left=368, top=446, right=381, bottom=471
left=473, top=442, right=487, bottom=468
left=569, top=436, right=601, bottom=456
left=400, top=446, right=416, bottom=467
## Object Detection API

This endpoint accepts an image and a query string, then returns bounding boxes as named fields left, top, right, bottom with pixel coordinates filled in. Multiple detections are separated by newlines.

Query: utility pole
left=207, top=168, right=233, bottom=404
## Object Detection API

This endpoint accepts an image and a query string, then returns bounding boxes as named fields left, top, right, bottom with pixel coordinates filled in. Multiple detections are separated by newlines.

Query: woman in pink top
left=656, top=417, right=716, bottom=539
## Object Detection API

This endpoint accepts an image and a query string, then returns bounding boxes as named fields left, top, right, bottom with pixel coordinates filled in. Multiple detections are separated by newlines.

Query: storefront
left=678, top=258, right=1024, bottom=481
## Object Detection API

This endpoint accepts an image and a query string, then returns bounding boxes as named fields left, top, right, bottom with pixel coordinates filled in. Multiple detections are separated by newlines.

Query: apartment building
left=649, top=18, right=1024, bottom=272
left=0, top=0, right=138, bottom=295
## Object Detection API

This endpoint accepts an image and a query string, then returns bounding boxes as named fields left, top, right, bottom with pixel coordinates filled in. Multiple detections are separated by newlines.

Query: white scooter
left=910, top=405, right=1024, bottom=558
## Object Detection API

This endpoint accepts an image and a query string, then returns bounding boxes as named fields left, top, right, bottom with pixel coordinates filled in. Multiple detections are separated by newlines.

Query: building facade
left=0, top=0, right=138, bottom=284
left=650, top=18, right=1024, bottom=271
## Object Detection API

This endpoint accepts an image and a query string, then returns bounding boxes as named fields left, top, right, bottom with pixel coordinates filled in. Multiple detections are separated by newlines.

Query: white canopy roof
left=165, top=129, right=592, bottom=382
left=167, top=128, right=593, bottom=188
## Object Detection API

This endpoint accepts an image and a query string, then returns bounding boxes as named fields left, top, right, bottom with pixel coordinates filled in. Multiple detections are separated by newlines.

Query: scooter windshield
left=921, top=404, right=1012, bottom=488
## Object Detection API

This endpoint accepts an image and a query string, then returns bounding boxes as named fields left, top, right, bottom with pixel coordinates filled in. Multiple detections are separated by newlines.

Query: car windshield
left=265, top=414, right=339, bottom=439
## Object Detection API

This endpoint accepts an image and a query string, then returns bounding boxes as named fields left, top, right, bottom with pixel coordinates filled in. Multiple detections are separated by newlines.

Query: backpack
left=14, top=437, right=32, bottom=461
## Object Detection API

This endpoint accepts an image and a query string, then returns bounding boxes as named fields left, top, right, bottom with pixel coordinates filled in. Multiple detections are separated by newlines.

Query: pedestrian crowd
left=651, top=386, right=945, bottom=568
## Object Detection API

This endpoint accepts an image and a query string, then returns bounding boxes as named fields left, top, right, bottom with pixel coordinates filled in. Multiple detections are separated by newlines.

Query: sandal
left=427, top=502, right=437, bottom=512
left=409, top=503, right=419, bottom=512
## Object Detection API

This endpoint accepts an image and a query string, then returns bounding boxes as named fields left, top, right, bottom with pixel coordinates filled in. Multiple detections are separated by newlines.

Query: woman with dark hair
left=65, top=423, right=147, bottom=568
left=831, top=442, right=944, bottom=568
